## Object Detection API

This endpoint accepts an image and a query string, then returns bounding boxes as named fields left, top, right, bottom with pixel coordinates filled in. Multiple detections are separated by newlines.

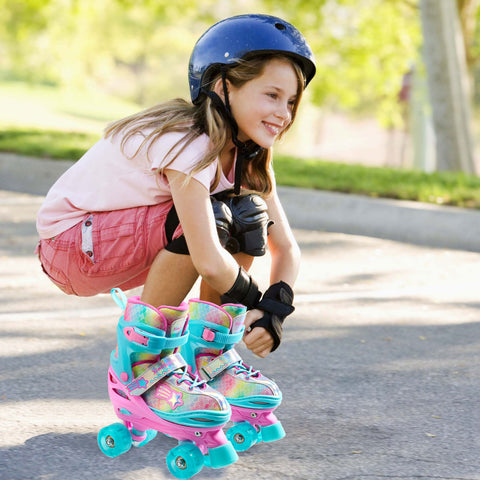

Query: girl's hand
left=243, top=308, right=274, bottom=357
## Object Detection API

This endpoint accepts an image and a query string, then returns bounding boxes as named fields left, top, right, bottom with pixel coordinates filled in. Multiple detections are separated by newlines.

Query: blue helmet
left=188, top=14, right=316, bottom=104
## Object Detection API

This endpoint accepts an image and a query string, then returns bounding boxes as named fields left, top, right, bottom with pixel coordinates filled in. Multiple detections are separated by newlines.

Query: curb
left=2, top=152, right=480, bottom=253
left=278, top=186, right=480, bottom=253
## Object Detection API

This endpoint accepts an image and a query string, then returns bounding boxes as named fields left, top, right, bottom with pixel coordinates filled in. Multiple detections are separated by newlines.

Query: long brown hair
left=104, top=53, right=305, bottom=196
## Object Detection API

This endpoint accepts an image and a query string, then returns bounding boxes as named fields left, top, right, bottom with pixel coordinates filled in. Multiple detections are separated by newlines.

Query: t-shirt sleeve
left=148, top=132, right=217, bottom=191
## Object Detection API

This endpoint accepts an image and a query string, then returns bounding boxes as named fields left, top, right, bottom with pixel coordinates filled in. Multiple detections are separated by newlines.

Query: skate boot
left=97, top=289, right=238, bottom=479
left=182, top=299, right=285, bottom=453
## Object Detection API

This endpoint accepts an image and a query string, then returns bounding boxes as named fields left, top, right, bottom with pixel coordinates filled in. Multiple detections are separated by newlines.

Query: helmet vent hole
left=275, top=23, right=286, bottom=31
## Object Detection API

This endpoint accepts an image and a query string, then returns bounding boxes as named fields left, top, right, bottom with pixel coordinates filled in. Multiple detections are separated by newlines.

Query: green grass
left=274, top=155, right=480, bottom=209
left=0, top=80, right=140, bottom=134
left=1, top=126, right=480, bottom=209
left=0, top=128, right=100, bottom=160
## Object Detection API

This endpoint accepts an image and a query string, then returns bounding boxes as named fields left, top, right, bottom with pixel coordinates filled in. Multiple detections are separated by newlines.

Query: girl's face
left=227, top=58, right=300, bottom=149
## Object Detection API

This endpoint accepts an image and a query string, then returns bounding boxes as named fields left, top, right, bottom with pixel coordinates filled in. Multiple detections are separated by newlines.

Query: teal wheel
left=226, top=422, right=259, bottom=452
left=261, top=422, right=286, bottom=442
left=204, top=442, right=238, bottom=468
left=135, top=429, right=158, bottom=447
left=166, top=443, right=204, bottom=479
left=97, top=423, right=132, bottom=458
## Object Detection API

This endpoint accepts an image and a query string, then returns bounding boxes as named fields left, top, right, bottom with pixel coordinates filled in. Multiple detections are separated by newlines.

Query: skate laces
left=176, top=369, right=206, bottom=391
left=234, top=362, right=260, bottom=380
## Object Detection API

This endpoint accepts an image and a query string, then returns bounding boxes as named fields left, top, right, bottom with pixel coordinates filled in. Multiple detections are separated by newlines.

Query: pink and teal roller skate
left=97, top=289, right=238, bottom=479
left=182, top=299, right=285, bottom=453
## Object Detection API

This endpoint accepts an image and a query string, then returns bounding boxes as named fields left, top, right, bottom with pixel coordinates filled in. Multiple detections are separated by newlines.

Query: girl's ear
left=213, top=77, right=231, bottom=100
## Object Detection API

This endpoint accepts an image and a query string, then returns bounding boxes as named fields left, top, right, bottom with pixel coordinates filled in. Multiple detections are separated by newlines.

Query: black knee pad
left=227, top=194, right=273, bottom=257
left=165, top=194, right=272, bottom=257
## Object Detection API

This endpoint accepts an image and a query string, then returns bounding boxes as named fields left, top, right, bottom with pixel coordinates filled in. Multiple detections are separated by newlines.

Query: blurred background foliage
left=0, top=0, right=423, bottom=125
left=1, top=0, right=480, bottom=176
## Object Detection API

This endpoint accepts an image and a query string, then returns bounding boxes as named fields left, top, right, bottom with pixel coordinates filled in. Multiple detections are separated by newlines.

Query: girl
left=36, top=13, right=316, bottom=358
left=37, top=15, right=317, bottom=471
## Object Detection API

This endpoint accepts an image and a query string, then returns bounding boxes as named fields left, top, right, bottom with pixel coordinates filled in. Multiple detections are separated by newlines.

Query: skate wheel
left=135, top=429, right=158, bottom=448
left=226, top=423, right=258, bottom=452
left=166, top=443, right=204, bottom=479
left=204, top=442, right=238, bottom=468
left=97, top=423, right=132, bottom=458
left=260, top=422, right=286, bottom=443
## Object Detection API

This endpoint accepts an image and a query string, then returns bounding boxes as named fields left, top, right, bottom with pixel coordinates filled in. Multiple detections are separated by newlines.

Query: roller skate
left=97, top=289, right=238, bottom=479
left=181, top=299, right=285, bottom=453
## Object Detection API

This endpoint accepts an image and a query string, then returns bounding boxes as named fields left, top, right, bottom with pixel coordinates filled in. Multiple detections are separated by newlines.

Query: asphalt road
left=1, top=189, right=480, bottom=480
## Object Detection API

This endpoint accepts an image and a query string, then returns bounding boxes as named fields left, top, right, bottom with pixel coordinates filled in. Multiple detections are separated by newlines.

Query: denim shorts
left=36, top=201, right=183, bottom=296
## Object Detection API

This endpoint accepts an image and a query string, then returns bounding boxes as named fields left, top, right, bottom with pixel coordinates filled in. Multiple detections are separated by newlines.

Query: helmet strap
left=201, top=67, right=264, bottom=195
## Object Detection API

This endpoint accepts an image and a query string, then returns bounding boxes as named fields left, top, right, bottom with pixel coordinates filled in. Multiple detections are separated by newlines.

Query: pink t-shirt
left=36, top=131, right=235, bottom=239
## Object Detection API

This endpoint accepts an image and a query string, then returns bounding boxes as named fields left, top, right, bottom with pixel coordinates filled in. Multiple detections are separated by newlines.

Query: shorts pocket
left=79, top=211, right=146, bottom=275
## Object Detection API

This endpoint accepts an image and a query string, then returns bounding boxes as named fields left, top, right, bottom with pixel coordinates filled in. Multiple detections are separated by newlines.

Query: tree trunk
left=420, top=0, right=476, bottom=174
left=457, top=0, right=480, bottom=68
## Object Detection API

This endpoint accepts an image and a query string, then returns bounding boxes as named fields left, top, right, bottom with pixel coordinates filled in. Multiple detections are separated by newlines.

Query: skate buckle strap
left=201, top=349, right=242, bottom=380
left=123, top=326, right=188, bottom=351
left=195, top=324, right=243, bottom=346
left=126, top=352, right=187, bottom=396
left=124, top=327, right=151, bottom=346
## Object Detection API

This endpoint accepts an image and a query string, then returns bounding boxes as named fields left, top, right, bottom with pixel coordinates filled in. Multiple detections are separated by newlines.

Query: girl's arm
left=243, top=187, right=301, bottom=357
left=167, top=168, right=299, bottom=357
left=165, top=169, right=241, bottom=293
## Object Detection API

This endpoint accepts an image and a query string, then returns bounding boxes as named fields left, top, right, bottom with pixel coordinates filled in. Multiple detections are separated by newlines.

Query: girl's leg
left=199, top=252, right=254, bottom=304
left=141, top=249, right=199, bottom=307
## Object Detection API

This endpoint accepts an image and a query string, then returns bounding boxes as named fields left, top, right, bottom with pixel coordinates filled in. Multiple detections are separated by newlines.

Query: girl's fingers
left=243, top=326, right=273, bottom=356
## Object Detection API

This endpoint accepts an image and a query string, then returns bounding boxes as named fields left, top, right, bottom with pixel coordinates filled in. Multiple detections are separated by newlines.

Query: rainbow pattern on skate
left=187, top=301, right=281, bottom=402
left=98, top=289, right=238, bottom=478
left=142, top=374, right=229, bottom=414
left=112, top=294, right=230, bottom=423
left=189, top=301, right=228, bottom=326
left=124, top=300, right=163, bottom=327
left=126, top=299, right=187, bottom=368
left=183, top=299, right=285, bottom=452
left=197, top=355, right=281, bottom=400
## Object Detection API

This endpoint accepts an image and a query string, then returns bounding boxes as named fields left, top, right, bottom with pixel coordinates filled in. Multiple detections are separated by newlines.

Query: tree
left=420, top=0, right=476, bottom=174
left=1, top=0, right=478, bottom=174
left=263, top=0, right=422, bottom=127
left=0, top=0, right=53, bottom=80
left=457, top=0, right=480, bottom=70
left=0, top=0, right=216, bottom=103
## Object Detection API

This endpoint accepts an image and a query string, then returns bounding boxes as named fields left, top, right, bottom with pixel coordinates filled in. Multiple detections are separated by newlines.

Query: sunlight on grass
left=0, top=128, right=99, bottom=160
left=274, top=155, right=480, bottom=209
left=0, top=81, right=140, bottom=134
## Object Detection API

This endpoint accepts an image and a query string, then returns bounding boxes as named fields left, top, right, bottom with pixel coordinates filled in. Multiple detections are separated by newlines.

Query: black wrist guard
left=221, top=266, right=261, bottom=309
left=251, top=281, right=295, bottom=352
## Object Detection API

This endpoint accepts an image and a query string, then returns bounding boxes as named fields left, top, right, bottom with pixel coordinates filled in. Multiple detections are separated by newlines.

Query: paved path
left=1, top=189, right=480, bottom=479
